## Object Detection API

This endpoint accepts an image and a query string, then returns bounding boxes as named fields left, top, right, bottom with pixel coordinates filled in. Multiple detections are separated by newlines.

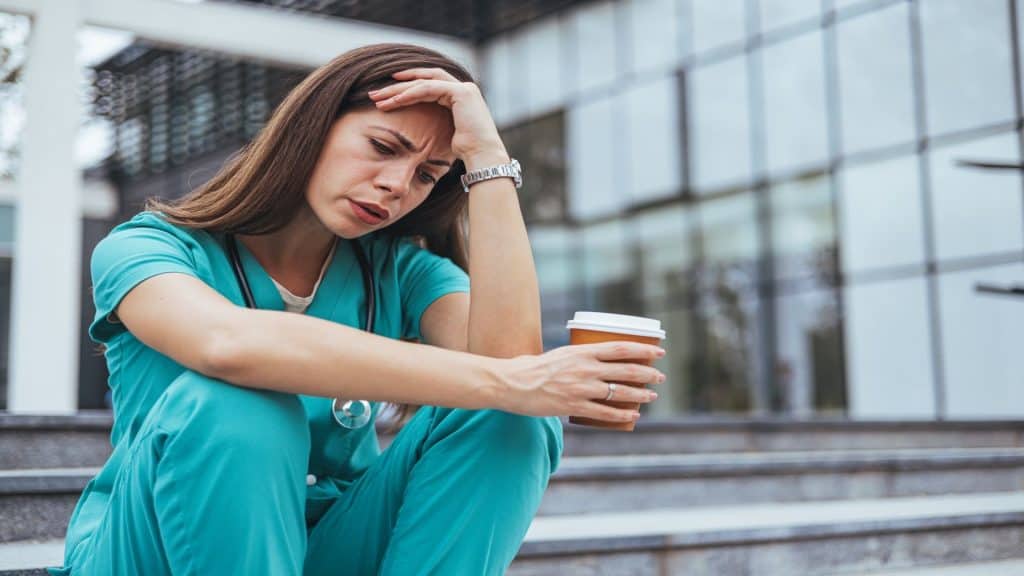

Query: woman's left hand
left=367, top=68, right=509, bottom=167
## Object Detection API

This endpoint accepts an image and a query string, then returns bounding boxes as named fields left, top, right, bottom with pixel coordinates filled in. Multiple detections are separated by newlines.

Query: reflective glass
left=524, top=17, right=564, bottom=116
left=928, top=131, right=1024, bottom=262
left=761, top=30, right=829, bottom=175
left=844, top=277, right=936, bottom=418
left=773, top=288, right=844, bottom=415
left=580, top=219, right=640, bottom=314
left=633, top=204, right=695, bottom=308
left=919, top=0, right=1015, bottom=136
left=501, top=112, right=567, bottom=224
left=573, top=0, right=619, bottom=94
left=530, top=225, right=584, bottom=350
left=568, top=95, right=623, bottom=220
left=688, top=55, right=754, bottom=193
left=838, top=155, right=926, bottom=274
left=629, top=0, right=680, bottom=75
left=770, top=174, right=837, bottom=284
left=623, top=74, right=683, bottom=203
left=836, top=2, right=916, bottom=155
left=939, top=263, right=1024, bottom=417
left=689, top=0, right=748, bottom=55
left=694, top=293, right=760, bottom=412
left=759, top=0, right=821, bottom=34
left=640, top=306, right=696, bottom=415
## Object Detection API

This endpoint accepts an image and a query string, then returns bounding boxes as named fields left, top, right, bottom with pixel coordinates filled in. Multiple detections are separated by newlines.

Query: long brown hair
left=146, top=44, right=476, bottom=433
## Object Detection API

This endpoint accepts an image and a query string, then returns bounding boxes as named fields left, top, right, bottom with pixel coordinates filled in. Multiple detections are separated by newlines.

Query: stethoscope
left=225, top=233, right=374, bottom=429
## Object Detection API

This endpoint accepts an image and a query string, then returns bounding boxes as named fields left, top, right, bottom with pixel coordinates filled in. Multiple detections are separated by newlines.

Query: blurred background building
left=1, top=0, right=1022, bottom=420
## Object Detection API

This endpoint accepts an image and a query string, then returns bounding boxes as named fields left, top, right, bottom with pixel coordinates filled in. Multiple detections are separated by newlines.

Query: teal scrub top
left=65, top=211, right=470, bottom=560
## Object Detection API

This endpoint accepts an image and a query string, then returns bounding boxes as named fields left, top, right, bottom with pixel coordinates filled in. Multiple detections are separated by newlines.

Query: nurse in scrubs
left=51, top=43, right=666, bottom=576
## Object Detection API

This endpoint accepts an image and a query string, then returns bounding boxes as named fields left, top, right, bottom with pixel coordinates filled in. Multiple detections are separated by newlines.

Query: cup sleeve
left=89, top=225, right=201, bottom=344
left=394, top=238, right=470, bottom=342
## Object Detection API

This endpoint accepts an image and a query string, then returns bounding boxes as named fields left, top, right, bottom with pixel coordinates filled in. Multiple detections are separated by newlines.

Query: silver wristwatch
left=461, top=158, right=522, bottom=193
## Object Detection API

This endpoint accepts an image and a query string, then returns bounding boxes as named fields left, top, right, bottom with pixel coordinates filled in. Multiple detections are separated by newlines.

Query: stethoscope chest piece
left=331, top=398, right=373, bottom=429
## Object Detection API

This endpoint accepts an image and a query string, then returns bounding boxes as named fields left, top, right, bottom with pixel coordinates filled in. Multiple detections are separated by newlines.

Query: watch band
left=461, top=158, right=522, bottom=193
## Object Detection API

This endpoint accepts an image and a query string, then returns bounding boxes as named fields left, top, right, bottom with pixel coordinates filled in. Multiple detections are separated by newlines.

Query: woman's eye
left=418, top=171, right=437, bottom=185
left=370, top=139, right=394, bottom=155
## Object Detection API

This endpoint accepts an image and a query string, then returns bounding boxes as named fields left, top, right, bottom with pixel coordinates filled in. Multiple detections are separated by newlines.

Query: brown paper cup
left=566, top=313, right=665, bottom=432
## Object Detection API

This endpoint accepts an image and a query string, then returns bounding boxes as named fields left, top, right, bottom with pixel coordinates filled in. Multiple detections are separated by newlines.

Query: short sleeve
left=88, top=213, right=202, bottom=344
left=394, top=238, right=470, bottom=341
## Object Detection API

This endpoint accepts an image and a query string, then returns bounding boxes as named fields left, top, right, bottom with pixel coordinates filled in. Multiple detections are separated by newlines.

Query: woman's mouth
left=349, top=199, right=387, bottom=225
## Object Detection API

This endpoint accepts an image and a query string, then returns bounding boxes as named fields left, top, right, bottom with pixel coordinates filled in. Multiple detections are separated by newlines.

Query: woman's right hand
left=490, top=341, right=666, bottom=423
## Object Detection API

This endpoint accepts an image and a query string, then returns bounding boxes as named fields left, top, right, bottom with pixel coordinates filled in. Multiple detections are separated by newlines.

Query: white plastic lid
left=566, top=311, right=666, bottom=340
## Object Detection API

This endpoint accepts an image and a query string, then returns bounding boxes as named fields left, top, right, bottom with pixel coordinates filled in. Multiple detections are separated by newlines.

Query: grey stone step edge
left=518, top=491, right=1024, bottom=558
left=5, top=411, right=1024, bottom=434
left=6, top=447, right=1024, bottom=495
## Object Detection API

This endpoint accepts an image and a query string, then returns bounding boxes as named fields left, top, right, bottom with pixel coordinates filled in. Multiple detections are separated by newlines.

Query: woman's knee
left=446, top=410, right=564, bottom=474
left=155, top=369, right=310, bottom=461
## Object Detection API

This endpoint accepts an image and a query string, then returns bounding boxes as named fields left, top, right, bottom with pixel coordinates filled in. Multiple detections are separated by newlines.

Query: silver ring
left=604, top=383, right=617, bottom=401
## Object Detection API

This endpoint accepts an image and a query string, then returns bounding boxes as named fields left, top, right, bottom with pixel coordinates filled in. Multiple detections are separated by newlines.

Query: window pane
left=761, top=30, right=829, bottom=175
left=928, top=131, right=1024, bottom=262
left=568, top=94, right=623, bottom=220
left=688, top=56, right=754, bottom=193
left=844, top=277, right=936, bottom=418
left=939, top=263, right=1024, bottom=417
left=573, top=0, right=618, bottom=94
left=524, top=17, right=564, bottom=116
left=836, top=2, right=916, bottom=155
left=633, top=204, right=695, bottom=309
left=770, top=173, right=837, bottom=284
left=698, top=191, right=760, bottom=287
left=501, top=112, right=567, bottom=224
left=690, top=0, right=748, bottom=55
left=695, top=293, right=760, bottom=412
left=774, top=288, right=845, bottom=415
left=642, top=306, right=697, bottom=415
left=919, top=0, right=1015, bottom=136
left=759, top=0, right=821, bottom=34
left=838, top=154, right=926, bottom=274
left=629, top=0, right=680, bottom=75
left=530, top=225, right=584, bottom=350
left=623, top=74, right=683, bottom=203
left=580, top=219, right=640, bottom=314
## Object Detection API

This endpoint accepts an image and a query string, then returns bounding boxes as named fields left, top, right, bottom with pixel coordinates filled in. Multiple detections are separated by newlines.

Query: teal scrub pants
left=67, top=370, right=563, bottom=575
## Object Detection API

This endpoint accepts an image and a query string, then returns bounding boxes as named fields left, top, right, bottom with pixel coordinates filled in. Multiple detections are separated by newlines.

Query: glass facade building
left=1, top=0, right=1023, bottom=419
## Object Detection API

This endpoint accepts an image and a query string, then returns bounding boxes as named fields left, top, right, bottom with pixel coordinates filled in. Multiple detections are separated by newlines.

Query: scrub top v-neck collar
left=231, top=235, right=361, bottom=320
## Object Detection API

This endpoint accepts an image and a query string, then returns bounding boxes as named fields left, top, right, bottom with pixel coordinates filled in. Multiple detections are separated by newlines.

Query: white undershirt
left=270, top=239, right=338, bottom=314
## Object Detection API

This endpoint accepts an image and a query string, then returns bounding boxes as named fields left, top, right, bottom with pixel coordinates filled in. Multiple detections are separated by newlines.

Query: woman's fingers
left=392, top=67, right=460, bottom=83
left=592, top=341, right=665, bottom=363
left=371, top=79, right=466, bottom=110
left=590, top=381, right=657, bottom=403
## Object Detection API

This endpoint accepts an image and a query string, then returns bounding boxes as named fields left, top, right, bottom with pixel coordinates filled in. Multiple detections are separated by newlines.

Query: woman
left=51, top=44, right=665, bottom=575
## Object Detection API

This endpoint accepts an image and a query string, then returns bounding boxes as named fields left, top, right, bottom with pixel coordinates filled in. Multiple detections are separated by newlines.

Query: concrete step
left=6, top=447, right=1024, bottom=542
left=5, top=492, right=1024, bottom=575
left=510, top=491, right=1024, bottom=575
left=853, top=558, right=1024, bottom=575
left=5, top=412, right=1024, bottom=468
left=539, top=447, right=1024, bottom=516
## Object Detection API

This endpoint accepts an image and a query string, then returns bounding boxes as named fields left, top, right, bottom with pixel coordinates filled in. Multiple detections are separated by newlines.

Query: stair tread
left=853, top=558, right=1024, bottom=575
left=524, top=491, right=1024, bottom=544
left=5, top=492, right=1024, bottom=571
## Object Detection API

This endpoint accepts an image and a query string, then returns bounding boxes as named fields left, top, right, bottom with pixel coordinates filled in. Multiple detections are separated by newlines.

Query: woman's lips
left=349, top=199, right=386, bottom=225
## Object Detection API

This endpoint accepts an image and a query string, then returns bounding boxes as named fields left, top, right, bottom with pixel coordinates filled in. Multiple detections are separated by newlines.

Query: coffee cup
left=566, top=311, right=666, bottom=432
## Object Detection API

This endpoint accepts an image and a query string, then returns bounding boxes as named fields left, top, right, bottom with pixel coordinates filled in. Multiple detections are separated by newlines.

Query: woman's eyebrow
left=369, top=125, right=452, bottom=167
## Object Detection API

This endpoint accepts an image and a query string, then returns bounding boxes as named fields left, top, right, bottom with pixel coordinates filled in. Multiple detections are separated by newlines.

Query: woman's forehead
left=355, top=105, right=455, bottom=158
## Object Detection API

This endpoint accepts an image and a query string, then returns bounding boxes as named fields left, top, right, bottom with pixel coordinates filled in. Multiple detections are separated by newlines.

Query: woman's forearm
left=464, top=152, right=544, bottom=358
left=209, top=308, right=505, bottom=409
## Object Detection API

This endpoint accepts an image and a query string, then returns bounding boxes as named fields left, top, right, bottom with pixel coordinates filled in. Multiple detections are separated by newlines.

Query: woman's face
left=306, top=103, right=457, bottom=239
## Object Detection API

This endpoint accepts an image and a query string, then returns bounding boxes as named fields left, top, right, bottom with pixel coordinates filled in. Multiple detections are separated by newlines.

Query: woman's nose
left=375, top=162, right=416, bottom=197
